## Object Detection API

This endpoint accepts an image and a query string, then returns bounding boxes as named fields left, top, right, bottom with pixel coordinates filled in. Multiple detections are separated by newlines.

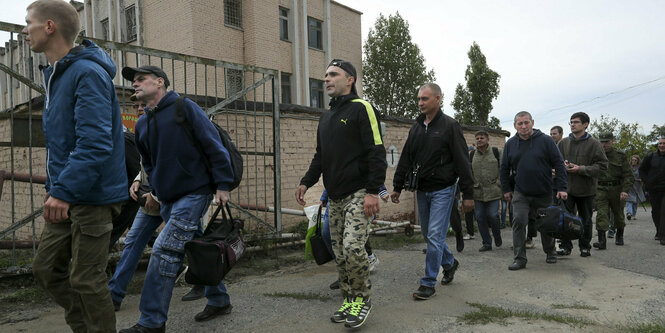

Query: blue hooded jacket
left=134, top=91, right=234, bottom=203
left=499, top=129, right=567, bottom=197
left=41, top=40, right=128, bottom=205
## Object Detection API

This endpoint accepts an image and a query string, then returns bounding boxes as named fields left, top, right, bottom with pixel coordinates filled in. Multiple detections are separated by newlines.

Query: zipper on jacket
left=44, top=62, right=57, bottom=110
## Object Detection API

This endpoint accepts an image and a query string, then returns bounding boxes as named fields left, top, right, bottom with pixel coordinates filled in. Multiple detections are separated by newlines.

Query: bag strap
left=174, top=96, right=213, bottom=175
left=203, top=203, right=235, bottom=235
left=492, top=147, right=500, bottom=168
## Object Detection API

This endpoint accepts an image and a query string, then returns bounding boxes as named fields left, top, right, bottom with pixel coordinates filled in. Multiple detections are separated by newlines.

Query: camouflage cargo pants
left=328, top=189, right=371, bottom=298
left=595, top=186, right=626, bottom=231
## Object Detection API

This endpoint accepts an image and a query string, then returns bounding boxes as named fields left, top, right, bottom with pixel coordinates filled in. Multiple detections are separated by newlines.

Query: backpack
left=469, top=146, right=500, bottom=168
left=174, top=96, right=243, bottom=191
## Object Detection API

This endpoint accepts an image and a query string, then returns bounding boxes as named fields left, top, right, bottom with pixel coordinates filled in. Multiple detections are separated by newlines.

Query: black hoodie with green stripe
left=300, top=94, right=387, bottom=200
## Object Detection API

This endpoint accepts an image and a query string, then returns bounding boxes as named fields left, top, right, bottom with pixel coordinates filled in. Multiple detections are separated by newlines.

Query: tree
left=589, top=114, right=651, bottom=157
left=451, top=42, right=501, bottom=129
left=647, top=124, right=665, bottom=142
left=363, top=13, right=436, bottom=118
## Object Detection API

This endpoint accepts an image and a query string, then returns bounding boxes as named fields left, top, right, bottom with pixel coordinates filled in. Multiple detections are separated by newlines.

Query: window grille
left=224, top=0, right=242, bottom=28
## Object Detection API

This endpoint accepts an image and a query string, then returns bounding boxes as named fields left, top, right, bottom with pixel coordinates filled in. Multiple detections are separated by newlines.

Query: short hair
left=570, top=112, right=590, bottom=124
left=631, top=155, right=641, bottom=164
left=475, top=130, right=489, bottom=138
left=419, top=83, right=442, bottom=98
left=513, top=111, right=532, bottom=123
left=551, top=126, right=563, bottom=134
left=27, top=0, right=80, bottom=44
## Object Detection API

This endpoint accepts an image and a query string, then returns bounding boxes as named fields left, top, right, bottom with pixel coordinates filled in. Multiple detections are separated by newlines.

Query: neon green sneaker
left=344, top=296, right=372, bottom=328
left=331, top=297, right=353, bottom=323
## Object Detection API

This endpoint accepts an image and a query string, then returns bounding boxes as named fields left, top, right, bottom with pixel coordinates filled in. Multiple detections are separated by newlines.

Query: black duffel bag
left=535, top=202, right=584, bottom=240
left=184, top=203, right=245, bottom=286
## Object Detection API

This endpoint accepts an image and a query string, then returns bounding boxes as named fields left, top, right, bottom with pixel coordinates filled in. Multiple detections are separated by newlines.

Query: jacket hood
left=568, top=132, right=591, bottom=141
left=53, top=40, right=117, bottom=79
left=154, top=90, right=179, bottom=112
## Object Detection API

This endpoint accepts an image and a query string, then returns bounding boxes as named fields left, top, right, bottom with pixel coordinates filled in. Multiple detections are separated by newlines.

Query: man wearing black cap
left=118, top=66, right=235, bottom=333
left=594, top=132, right=633, bottom=248
left=297, top=59, right=386, bottom=329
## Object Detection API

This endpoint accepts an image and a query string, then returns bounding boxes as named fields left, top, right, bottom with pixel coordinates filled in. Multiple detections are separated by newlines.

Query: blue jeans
left=109, top=210, right=163, bottom=304
left=626, top=201, right=638, bottom=217
left=137, top=194, right=230, bottom=328
left=416, top=185, right=456, bottom=287
left=474, top=200, right=501, bottom=247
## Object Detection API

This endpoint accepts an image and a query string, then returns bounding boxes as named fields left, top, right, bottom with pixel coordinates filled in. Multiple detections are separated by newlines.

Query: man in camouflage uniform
left=593, top=132, right=633, bottom=248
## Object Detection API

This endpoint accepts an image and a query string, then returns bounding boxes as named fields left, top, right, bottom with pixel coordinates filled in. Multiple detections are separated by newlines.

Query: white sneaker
left=525, top=239, right=535, bottom=249
left=368, top=254, right=380, bottom=272
left=463, top=234, right=475, bottom=240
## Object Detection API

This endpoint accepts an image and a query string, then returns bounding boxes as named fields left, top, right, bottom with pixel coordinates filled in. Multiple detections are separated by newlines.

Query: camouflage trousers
left=328, top=189, right=372, bottom=298
left=595, top=185, right=626, bottom=231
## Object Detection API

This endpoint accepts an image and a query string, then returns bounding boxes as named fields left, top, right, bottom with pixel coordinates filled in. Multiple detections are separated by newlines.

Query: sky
left=2, top=0, right=664, bottom=136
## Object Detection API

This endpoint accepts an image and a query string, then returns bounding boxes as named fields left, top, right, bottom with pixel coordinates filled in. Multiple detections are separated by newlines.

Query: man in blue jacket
left=24, top=1, right=128, bottom=332
left=119, top=65, right=234, bottom=333
left=500, top=111, right=568, bottom=270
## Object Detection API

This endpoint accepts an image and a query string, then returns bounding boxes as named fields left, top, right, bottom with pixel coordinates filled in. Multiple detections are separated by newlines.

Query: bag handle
left=204, top=203, right=235, bottom=235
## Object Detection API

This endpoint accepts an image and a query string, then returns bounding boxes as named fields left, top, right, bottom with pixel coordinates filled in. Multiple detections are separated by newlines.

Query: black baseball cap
left=121, top=65, right=170, bottom=88
left=328, top=59, right=357, bottom=95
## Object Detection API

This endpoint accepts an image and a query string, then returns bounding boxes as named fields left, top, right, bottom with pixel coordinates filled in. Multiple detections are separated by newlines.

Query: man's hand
left=504, top=192, right=513, bottom=204
left=215, top=190, right=230, bottom=205
left=44, top=196, right=70, bottom=223
left=566, top=162, right=580, bottom=174
left=129, top=181, right=140, bottom=201
left=295, top=185, right=308, bottom=206
left=390, top=191, right=401, bottom=204
left=556, top=191, right=568, bottom=201
left=364, top=194, right=380, bottom=218
left=462, top=199, right=474, bottom=213
left=620, top=192, right=628, bottom=201
left=144, top=193, right=159, bottom=210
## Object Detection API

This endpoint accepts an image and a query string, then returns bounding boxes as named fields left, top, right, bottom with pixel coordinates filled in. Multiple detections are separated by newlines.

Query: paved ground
left=2, top=208, right=664, bottom=332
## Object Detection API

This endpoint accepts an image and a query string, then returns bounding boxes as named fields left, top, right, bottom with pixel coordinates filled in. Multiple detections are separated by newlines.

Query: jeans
left=137, top=194, right=230, bottom=328
left=561, top=195, right=595, bottom=251
left=625, top=201, right=638, bottom=217
left=511, top=191, right=555, bottom=264
left=109, top=210, right=163, bottom=305
left=474, top=200, right=501, bottom=247
left=416, top=185, right=456, bottom=287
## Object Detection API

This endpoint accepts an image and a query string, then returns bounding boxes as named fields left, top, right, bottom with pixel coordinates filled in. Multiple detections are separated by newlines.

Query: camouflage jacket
left=598, top=148, right=633, bottom=193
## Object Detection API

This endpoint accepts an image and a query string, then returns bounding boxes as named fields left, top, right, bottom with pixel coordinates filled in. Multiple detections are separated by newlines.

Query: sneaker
left=463, top=234, right=475, bottom=240
left=329, top=280, right=340, bottom=290
left=557, top=248, right=571, bottom=256
left=546, top=252, right=557, bottom=264
left=368, top=254, right=380, bottom=272
left=413, top=285, right=436, bottom=300
left=525, top=238, right=535, bottom=249
left=626, top=214, right=632, bottom=220
left=441, top=259, right=459, bottom=285
left=345, top=297, right=372, bottom=328
left=331, top=297, right=353, bottom=323
left=580, top=249, right=591, bottom=257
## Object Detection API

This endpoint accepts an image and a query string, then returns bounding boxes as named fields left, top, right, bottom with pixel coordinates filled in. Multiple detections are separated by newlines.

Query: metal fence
left=0, top=21, right=282, bottom=269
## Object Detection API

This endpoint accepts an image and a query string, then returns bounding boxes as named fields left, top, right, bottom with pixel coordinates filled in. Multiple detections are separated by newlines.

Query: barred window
left=281, top=72, right=291, bottom=103
left=307, top=17, right=322, bottom=49
left=224, top=0, right=242, bottom=28
left=227, top=69, right=244, bottom=99
left=125, top=5, right=137, bottom=42
left=101, top=18, right=109, bottom=40
left=309, top=79, right=324, bottom=108
left=279, top=7, right=289, bottom=41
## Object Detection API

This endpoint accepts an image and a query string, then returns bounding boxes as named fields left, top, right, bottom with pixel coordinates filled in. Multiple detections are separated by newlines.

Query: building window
left=309, top=79, right=324, bottom=108
left=281, top=72, right=291, bottom=104
left=307, top=17, right=322, bottom=50
left=226, top=69, right=244, bottom=99
left=224, top=0, right=242, bottom=29
left=125, top=5, right=137, bottom=42
left=101, top=18, right=109, bottom=40
left=279, top=7, right=289, bottom=41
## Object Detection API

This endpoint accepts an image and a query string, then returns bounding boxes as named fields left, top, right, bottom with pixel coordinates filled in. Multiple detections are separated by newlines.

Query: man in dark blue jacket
left=24, top=1, right=127, bottom=332
left=119, top=65, right=234, bottom=333
left=500, top=111, right=568, bottom=270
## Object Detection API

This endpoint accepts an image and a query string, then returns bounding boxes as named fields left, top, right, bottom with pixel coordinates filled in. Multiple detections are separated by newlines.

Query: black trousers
left=465, top=210, right=475, bottom=235
left=649, top=191, right=665, bottom=237
left=561, top=195, right=594, bottom=251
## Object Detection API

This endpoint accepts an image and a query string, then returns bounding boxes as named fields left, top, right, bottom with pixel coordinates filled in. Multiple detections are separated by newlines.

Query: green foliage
left=460, top=302, right=594, bottom=327
left=647, top=124, right=665, bottom=142
left=589, top=114, right=653, bottom=157
left=452, top=42, right=501, bottom=129
left=362, top=12, right=436, bottom=118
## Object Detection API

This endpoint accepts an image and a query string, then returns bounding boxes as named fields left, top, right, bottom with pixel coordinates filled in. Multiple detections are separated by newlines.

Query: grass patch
left=622, top=318, right=665, bottom=333
left=264, top=291, right=332, bottom=302
left=550, top=303, right=599, bottom=310
left=1, top=286, right=47, bottom=303
left=0, top=248, right=37, bottom=269
left=460, top=302, right=595, bottom=327
left=370, top=233, right=425, bottom=250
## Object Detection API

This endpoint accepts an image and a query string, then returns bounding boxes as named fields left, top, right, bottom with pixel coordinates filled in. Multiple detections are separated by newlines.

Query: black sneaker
left=546, top=253, right=557, bottom=264
left=119, top=323, right=165, bottom=333
left=556, top=248, right=571, bottom=256
left=441, top=259, right=459, bottom=285
left=181, top=285, right=205, bottom=302
left=580, top=249, right=591, bottom=257
left=413, top=285, right=436, bottom=300
left=331, top=297, right=353, bottom=323
left=344, top=297, right=372, bottom=328
left=194, top=304, right=232, bottom=322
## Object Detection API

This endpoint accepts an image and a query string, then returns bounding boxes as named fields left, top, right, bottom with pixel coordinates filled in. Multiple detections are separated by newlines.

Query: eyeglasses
left=569, top=120, right=582, bottom=125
